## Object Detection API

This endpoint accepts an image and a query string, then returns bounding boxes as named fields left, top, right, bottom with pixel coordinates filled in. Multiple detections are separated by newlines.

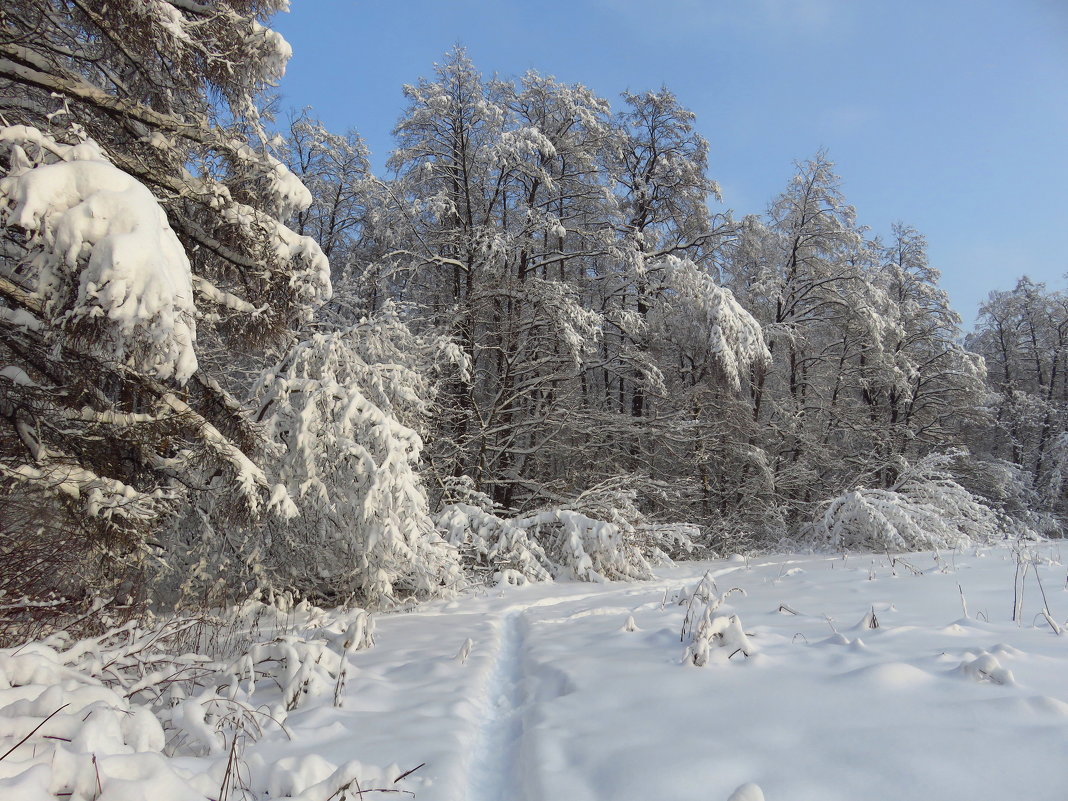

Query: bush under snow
left=251, top=310, right=464, bottom=606
left=0, top=603, right=384, bottom=801
left=806, top=451, right=1009, bottom=551
left=436, top=481, right=696, bottom=585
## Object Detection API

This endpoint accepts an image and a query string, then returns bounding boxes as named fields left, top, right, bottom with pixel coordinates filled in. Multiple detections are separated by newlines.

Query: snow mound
left=728, top=783, right=765, bottom=801
left=955, top=652, right=1016, bottom=685
left=840, top=661, right=934, bottom=689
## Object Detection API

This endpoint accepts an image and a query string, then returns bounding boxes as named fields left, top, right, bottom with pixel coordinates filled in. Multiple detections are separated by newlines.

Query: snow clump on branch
left=0, top=126, right=197, bottom=382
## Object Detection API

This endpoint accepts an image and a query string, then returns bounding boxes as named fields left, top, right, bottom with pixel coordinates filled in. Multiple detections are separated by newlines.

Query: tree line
left=0, top=5, right=1064, bottom=638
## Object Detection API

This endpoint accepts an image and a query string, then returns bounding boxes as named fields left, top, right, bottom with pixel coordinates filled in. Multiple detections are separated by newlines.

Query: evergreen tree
left=0, top=0, right=325, bottom=609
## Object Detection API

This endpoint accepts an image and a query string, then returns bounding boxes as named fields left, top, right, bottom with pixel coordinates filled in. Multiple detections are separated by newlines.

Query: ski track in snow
left=7, top=550, right=1068, bottom=801
left=467, top=609, right=529, bottom=801
left=460, top=567, right=756, bottom=799
left=464, top=592, right=605, bottom=801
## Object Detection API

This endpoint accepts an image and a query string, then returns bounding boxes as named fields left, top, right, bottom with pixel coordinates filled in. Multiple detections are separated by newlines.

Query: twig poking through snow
left=394, top=763, right=426, bottom=783
left=0, top=703, right=69, bottom=762
left=1030, top=561, right=1061, bottom=635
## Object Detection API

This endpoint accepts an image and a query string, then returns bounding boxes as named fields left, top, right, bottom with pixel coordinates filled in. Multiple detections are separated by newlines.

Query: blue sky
left=269, top=0, right=1068, bottom=327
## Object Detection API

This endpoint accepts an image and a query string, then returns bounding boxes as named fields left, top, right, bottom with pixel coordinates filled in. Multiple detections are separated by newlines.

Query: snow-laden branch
left=1, top=127, right=198, bottom=382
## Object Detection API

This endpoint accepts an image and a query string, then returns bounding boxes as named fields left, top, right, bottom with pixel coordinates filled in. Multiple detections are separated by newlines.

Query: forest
left=1, top=0, right=1066, bottom=632
left=3, top=4, right=1068, bottom=801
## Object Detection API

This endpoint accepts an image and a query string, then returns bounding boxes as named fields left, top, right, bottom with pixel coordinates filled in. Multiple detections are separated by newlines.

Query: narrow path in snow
left=461, top=574, right=750, bottom=801
left=466, top=610, right=528, bottom=801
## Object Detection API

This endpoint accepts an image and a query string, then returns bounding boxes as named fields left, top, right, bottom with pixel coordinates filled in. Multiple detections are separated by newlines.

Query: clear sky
left=269, top=0, right=1068, bottom=328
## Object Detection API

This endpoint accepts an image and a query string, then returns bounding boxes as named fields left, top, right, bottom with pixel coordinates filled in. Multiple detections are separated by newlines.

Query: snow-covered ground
left=3, top=544, right=1068, bottom=800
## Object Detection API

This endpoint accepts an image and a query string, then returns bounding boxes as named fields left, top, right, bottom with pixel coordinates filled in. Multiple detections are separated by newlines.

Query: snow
left=0, top=306, right=43, bottom=332
left=728, top=784, right=765, bottom=801
left=1, top=462, right=167, bottom=525
left=0, top=366, right=34, bottom=387
left=0, top=127, right=197, bottom=382
left=248, top=20, right=294, bottom=83
left=3, top=545, right=1068, bottom=800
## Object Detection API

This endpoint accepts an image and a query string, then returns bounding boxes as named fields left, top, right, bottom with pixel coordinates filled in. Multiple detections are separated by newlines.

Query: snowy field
left=3, top=544, right=1068, bottom=801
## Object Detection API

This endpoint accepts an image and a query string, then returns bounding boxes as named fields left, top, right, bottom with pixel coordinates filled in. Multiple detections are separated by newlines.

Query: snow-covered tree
left=606, top=87, right=725, bottom=424
left=376, top=48, right=617, bottom=507
left=0, top=1, right=324, bottom=614
left=724, top=153, right=867, bottom=528
left=857, top=224, right=985, bottom=485
left=642, top=255, right=769, bottom=527
left=279, top=110, right=375, bottom=307
left=967, top=278, right=1068, bottom=526
left=649, top=257, right=769, bottom=392
left=1, top=1, right=330, bottom=328
left=718, top=161, right=988, bottom=535
left=314, top=50, right=772, bottom=531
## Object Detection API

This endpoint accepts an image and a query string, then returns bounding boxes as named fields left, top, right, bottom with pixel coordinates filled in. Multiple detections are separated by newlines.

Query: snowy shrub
left=515, top=508, right=654, bottom=582
left=568, top=479, right=697, bottom=564
left=252, top=309, right=463, bottom=606
left=679, top=572, right=753, bottom=666
left=438, top=478, right=698, bottom=584
left=683, top=609, right=754, bottom=666
left=955, top=652, right=1015, bottom=686
left=439, top=473, right=496, bottom=513
left=221, top=616, right=374, bottom=716
left=807, top=451, right=1008, bottom=551
left=436, top=502, right=553, bottom=585
left=0, top=604, right=380, bottom=800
